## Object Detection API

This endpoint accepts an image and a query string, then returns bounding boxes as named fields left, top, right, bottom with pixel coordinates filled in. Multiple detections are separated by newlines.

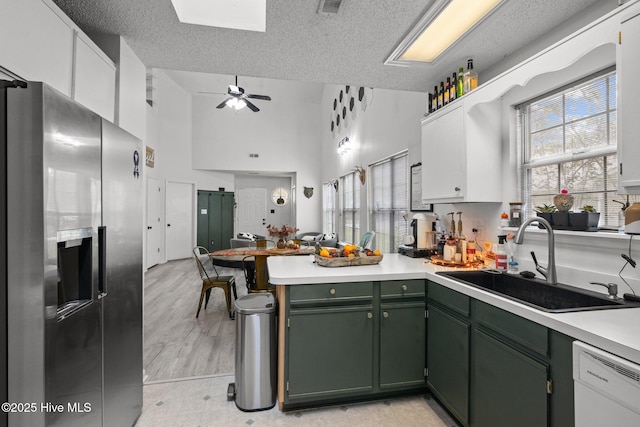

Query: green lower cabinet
left=379, top=302, right=426, bottom=389
left=472, top=329, right=549, bottom=427
left=287, top=305, right=374, bottom=402
left=427, top=304, right=470, bottom=425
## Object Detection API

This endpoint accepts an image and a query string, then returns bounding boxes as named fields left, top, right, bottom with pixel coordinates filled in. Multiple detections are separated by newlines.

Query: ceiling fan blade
left=216, top=98, right=232, bottom=109
left=246, top=94, right=271, bottom=101
left=245, top=100, right=260, bottom=112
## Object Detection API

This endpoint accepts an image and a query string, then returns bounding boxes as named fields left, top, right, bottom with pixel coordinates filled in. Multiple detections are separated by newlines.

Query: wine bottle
left=463, top=59, right=478, bottom=93
left=457, top=67, right=464, bottom=98
left=432, top=86, right=438, bottom=112
left=450, top=73, right=457, bottom=102
left=444, top=78, right=450, bottom=105
left=437, top=82, right=444, bottom=109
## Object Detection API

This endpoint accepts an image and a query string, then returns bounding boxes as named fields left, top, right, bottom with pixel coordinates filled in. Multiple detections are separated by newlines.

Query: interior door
left=146, top=176, right=162, bottom=268
left=166, top=181, right=194, bottom=260
left=236, top=187, right=267, bottom=236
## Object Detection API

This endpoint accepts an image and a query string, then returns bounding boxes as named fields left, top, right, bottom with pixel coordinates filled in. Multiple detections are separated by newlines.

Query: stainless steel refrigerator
left=1, top=80, right=143, bottom=427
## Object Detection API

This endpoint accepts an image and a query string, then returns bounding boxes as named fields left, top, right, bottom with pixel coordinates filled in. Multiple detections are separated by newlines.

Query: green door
left=427, top=304, right=470, bottom=425
left=472, top=329, right=549, bottom=427
left=197, top=190, right=234, bottom=251
left=379, top=302, right=426, bottom=390
left=287, top=306, right=374, bottom=403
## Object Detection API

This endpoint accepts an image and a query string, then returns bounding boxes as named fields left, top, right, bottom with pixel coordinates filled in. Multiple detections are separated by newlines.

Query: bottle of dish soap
left=495, top=235, right=508, bottom=271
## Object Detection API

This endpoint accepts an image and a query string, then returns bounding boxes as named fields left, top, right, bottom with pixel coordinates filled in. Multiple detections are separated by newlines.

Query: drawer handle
left=383, top=311, right=389, bottom=318
left=455, top=186, right=461, bottom=192
left=330, top=288, right=336, bottom=295
left=367, top=312, right=373, bottom=319
left=401, top=284, right=408, bottom=291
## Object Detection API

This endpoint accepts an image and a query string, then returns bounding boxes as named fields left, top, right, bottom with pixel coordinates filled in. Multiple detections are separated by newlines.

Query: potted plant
left=534, top=204, right=556, bottom=228
left=569, top=205, right=600, bottom=231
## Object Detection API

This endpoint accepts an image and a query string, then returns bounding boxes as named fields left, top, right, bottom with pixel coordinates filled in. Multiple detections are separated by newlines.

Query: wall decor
left=336, top=114, right=340, bottom=126
left=342, top=106, right=347, bottom=119
left=358, top=86, right=365, bottom=101
left=346, top=85, right=350, bottom=93
left=410, top=163, right=434, bottom=211
left=303, top=187, right=314, bottom=199
left=339, top=90, right=344, bottom=102
left=349, top=97, right=355, bottom=111
left=271, top=187, right=289, bottom=206
left=331, top=120, right=334, bottom=132
left=354, top=165, right=366, bottom=185
left=333, top=99, right=337, bottom=110
left=145, top=146, right=155, bottom=167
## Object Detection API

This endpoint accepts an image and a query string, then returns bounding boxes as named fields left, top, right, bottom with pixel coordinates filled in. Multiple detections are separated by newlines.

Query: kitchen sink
left=436, top=270, right=640, bottom=313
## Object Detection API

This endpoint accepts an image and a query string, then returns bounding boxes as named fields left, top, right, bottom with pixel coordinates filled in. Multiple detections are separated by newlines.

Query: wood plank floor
left=143, top=258, right=249, bottom=383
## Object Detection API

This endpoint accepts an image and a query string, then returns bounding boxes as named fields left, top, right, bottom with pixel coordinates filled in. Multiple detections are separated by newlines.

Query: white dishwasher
left=573, top=341, right=640, bottom=427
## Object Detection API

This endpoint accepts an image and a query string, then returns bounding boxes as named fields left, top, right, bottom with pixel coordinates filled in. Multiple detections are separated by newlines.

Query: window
left=322, top=182, right=337, bottom=235
left=341, top=172, right=360, bottom=243
left=370, top=152, right=408, bottom=252
left=518, top=68, right=636, bottom=227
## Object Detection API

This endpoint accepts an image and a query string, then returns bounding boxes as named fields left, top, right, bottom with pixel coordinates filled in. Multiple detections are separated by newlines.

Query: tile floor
left=135, top=374, right=458, bottom=427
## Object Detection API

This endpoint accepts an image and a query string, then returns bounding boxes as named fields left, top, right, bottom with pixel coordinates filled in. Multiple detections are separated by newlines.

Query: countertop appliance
left=400, top=213, right=438, bottom=257
left=573, top=341, right=640, bottom=427
left=1, top=80, right=143, bottom=426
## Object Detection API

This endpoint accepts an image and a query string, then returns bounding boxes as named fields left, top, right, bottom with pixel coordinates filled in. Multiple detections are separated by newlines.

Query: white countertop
left=268, top=253, right=640, bottom=365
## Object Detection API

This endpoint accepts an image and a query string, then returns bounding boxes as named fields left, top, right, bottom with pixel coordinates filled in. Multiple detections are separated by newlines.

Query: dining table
left=210, top=246, right=315, bottom=292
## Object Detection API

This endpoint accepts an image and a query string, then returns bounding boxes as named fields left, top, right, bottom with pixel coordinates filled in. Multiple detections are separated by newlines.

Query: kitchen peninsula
left=268, top=254, right=640, bottom=426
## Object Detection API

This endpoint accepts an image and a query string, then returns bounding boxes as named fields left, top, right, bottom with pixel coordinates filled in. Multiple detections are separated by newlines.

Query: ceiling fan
left=210, top=76, right=271, bottom=112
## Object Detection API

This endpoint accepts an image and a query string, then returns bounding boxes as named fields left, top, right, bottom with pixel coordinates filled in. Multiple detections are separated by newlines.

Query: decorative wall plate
left=349, top=97, right=355, bottom=111
left=333, top=99, right=337, bottom=110
left=358, top=87, right=365, bottom=102
left=342, top=106, right=346, bottom=119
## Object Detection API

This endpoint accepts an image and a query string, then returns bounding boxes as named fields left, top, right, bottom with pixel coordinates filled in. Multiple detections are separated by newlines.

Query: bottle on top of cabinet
left=438, top=83, right=444, bottom=109
left=457, top=67, right=464, bottom=98
left=450, top=72, right=457, bottom=102
left=444, top=78, right=450, bottom=105
left=463, top=59, right=478, bottom=94
left=432, top=86, right=438, bottom=111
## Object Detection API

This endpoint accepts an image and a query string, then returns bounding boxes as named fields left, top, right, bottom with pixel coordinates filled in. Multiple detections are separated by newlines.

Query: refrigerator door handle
left=98, top=225, right=107, bottom=299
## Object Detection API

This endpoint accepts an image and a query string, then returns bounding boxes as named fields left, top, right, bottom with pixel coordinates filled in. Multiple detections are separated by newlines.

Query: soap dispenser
left=495, top=235, right=508, bottom=271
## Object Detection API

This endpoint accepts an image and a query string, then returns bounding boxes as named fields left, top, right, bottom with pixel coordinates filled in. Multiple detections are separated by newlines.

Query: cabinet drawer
left=289, top=282, right=373, bottom=305
left=475, top=300, right=548, bottom=357
left=380, top=280, right=425, bottom=299
left=428, top=281, right=469, bottom=317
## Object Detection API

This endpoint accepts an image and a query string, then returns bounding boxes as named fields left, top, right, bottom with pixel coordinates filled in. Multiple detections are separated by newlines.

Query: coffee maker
left=398, top=213, right=439, bottom=258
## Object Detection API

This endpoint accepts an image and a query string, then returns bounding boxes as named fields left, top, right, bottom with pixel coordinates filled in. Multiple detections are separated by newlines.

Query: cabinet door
left=472, top=329, right=549, bottom=427
left=421, top=106, right=465, bottom=201
left=427, top=304, right=470, bottom=425
left=618, top=11, right=640, bottom=191
left=287, top=306, right=374, bottom=402
left=379, top=302, right=426, bottom=390
left=0, top=0, right=74, bottom=96
left=73, top=33, right=116, bottom=121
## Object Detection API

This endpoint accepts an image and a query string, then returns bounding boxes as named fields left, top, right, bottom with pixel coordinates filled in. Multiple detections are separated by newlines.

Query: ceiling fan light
left=226, top=97, right=247, bottom=110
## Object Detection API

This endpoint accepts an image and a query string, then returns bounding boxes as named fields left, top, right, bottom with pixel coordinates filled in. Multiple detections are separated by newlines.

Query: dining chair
left=241, top=255, right=256, bottom=292
left=193, top=246, right=238, bottom=319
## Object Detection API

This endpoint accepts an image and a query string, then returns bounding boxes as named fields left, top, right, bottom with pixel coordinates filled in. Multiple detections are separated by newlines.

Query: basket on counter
left=314, top=253, right=383, bottom=267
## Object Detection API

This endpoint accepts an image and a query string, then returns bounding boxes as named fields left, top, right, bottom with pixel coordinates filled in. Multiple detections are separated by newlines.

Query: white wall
left=190, top=89, right=324, bottom=233
left=319, top=86, right=427, bottom=237
left=144, top=69, right=236, bottom=264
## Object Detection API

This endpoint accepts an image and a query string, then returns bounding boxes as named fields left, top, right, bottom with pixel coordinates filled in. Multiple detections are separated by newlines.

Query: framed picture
left=410, top=163, right=433, bottom=212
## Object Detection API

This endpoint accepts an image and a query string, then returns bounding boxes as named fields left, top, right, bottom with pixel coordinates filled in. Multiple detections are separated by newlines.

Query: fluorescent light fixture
left=226, top=98, right=247, bottom=110
left=337, top=137, right=352, bottom=156
left=171, top=0, right=266, bottom=32
left=386, top=0, right=503, bottom=65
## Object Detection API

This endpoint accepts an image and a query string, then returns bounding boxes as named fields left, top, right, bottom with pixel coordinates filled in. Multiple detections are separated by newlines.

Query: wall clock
left=272, top=187, right=289, bottom=206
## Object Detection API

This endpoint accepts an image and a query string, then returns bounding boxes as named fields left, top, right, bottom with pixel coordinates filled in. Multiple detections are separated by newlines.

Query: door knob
left=147, top=226, right=152, bottom=230
left=167, top=224, right=171, bottom=227
left=454, top=187, right=461, bottom=192
left=383, top=311, right=389, bottom=318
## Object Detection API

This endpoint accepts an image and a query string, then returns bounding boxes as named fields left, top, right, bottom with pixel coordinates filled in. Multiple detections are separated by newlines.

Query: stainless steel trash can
left=231, top=293, right=277, bottom=411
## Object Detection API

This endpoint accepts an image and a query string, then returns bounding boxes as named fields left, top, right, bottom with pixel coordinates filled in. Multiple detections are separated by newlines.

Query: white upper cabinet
left=617, top=9, right=640, bottom=193
left=0, top=0, right=74, bottom=96
left=421, top=100, right=502, bottom=204
left=73, top=33, right=116, bottom=121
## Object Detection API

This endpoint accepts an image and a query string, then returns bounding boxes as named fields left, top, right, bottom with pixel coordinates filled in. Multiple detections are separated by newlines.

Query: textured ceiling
left=52, top=0, right=605, bottom=93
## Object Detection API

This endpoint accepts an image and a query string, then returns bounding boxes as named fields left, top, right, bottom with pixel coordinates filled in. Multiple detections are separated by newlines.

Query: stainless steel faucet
left=514, top=216, right=558, bottom=285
